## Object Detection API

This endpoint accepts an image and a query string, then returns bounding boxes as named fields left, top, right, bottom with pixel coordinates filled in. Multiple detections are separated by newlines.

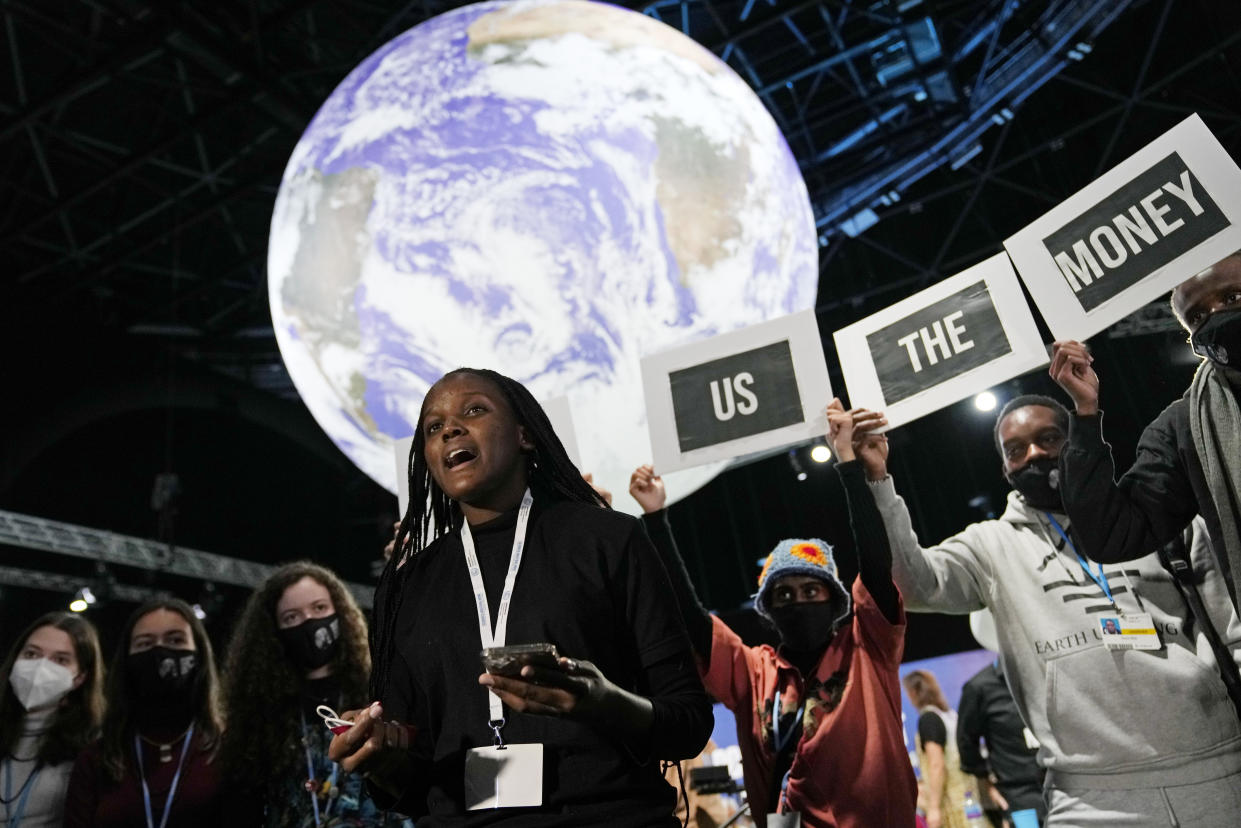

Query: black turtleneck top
left=379, top=496, right=712, bottom=826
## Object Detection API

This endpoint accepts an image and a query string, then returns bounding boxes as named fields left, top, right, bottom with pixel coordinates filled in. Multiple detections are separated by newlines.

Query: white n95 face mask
left=9, top=657, right=77, bottom=711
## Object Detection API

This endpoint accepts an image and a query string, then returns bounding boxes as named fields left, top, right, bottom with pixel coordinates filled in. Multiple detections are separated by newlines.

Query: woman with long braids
left=0, top=612, right=104, bottom=827
left=64, top=598, right=225, bottom=827
left=219, top=561, right=400, bottom=827
left=330, top=367, right=712, bottom=826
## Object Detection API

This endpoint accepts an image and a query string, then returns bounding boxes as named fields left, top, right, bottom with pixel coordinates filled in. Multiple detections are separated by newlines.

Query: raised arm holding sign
left=1052, top=252, right=1241, bottom=618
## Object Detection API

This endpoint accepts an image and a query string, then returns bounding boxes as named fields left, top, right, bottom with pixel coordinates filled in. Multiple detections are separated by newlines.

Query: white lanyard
left=461, top=488, right=534, bottom=736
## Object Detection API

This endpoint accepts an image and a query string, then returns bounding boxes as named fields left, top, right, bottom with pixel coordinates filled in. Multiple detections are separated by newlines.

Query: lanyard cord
left=2, top=757, right=41, bottom=828
left=1044, top=513, right=1119, bottom=609
left=770, top=688, right=804, bottom=755
left=461, top=488, right=534, bottom=743
left=299, top=710, right=340, bottom=827
left=135, top=722, right=195, bottom=828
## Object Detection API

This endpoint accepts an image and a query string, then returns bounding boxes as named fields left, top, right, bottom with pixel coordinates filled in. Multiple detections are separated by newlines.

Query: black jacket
left=1059, top=398, right=1233, bottom=603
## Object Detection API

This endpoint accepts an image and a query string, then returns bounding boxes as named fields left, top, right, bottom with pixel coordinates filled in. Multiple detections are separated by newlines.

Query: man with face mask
left=627, top=402, right=917, bottom=828
left=1051, top=251, right=1241, bottom=616
left=868, top=392, right=1241, bottom=826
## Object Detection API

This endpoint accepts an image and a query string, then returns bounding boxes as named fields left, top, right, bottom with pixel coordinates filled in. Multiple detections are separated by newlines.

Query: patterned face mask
left=277, top=614, right=341, bottom=671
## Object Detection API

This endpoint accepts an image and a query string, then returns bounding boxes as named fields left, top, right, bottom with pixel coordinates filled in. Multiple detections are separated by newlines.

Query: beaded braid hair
left=369, top=368, right=609, bottom=702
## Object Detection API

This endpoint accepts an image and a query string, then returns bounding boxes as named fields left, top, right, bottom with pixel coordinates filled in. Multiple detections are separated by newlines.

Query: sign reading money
left=1005, top=114, right=1241, bottom=340
left=834, top=253, right=1046, bottom=429
left=642, top=310, right=832, bottom=473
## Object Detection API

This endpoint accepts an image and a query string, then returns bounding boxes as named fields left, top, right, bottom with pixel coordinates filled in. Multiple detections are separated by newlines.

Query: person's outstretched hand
left=1049, top=340, right=1100, bottom=415
left=479, top=657, right=653, bottom=741
left=628, top=465, right=667, bottom=514
left=327, top=702, right=415, bottom=798
left=826, top=399, right=888, bottom=476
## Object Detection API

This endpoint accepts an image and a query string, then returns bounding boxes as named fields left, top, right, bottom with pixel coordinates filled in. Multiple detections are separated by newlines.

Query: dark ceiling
left=2, top=0, right=1238, bottom=655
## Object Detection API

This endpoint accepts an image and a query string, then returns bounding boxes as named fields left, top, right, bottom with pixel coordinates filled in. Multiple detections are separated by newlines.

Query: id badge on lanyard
left=460, top=489, right=544, bottom=810
left=1046, top=512, right=1162, bottom=651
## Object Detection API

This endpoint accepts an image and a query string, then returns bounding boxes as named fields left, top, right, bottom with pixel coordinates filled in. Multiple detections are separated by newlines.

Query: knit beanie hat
left=754, top=538, right=851, bottom=626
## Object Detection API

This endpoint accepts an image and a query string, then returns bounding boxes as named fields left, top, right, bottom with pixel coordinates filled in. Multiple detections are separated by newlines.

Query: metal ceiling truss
left=0, top=508, right=374, bottom=608
left=2, top=0, right=1237, bottom=389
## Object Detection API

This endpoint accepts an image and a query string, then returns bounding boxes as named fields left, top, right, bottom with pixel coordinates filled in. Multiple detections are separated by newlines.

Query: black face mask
left=1008, top=456, right=1062, bottom=511
left=277, top=614, right=341, bottom=672
left=769, top=601, right=840, bottom=653
left=1191, top=308, right=1241, bottom=367
left=127, top=646, right=200, bottom=706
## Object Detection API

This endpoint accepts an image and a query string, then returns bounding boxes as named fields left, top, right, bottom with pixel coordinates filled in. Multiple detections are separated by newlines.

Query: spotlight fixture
left=974, top=391, right=998, bottom=412
left=69, top=586, right=97, bottom=613
left=810, top=444, right=832, bottom=464
left=788, top=449, right=808, bottom=482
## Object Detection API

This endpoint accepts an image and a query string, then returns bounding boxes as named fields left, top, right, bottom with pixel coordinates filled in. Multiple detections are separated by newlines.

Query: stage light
left=788, top=449, right=808, bottom=482
left=974, top=391, right=998, bottom=412
left=810, top=444, right=832, bottom=464
left=69, top=586, right=96, bottom=613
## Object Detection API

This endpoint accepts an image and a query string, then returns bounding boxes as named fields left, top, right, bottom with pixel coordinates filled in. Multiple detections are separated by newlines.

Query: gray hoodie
left=873, top=475, right=1241, bottom=791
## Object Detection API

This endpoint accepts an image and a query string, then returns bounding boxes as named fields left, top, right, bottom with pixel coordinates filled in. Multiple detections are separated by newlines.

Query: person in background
left=330, top=367, right=712, bottom=826
left=627, top=400, right=917, bottom=828
left=0, top=612, right=104, bottom=828
left=64, top=598, right=225, bottom=827
left=1051, top=251, right=1241, bottom=612
left=903, top=669, right=969, bottom=828
left=220, top=561, right=399, bottom=827
left=957, top=659, right=1045, bottom=825
left=869, top=392, right=1241, bottom=826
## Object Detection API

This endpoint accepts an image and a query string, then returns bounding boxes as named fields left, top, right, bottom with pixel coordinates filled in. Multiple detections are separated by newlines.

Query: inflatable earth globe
left=268, top=0, right=818, bottom=513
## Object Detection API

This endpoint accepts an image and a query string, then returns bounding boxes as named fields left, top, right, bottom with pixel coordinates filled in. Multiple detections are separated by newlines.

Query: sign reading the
left=642, top=310, right=832, bottom=473
left=834, top=253, right=1046, bottom=429
left=1006, top=114, right=1241, bottom=340
left=866, top=281, right=1010, bottom=405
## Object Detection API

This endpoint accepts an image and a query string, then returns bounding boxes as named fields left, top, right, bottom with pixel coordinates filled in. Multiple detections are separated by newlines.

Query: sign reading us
left=1042, top=152, right=1230, bottom=312
left=668, top=340, right=804, bottom=452
left=866, top=281, right=1010, bottom=405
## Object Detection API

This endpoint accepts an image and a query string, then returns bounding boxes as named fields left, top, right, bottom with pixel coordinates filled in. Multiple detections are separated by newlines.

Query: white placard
left=394, top=435, right=415, bottom=516
left=640, top=310, right=832, bottom=473
left=833, top=253, right=1047, bottom=429
left=1004, top=114, right=1241, bottom=340
left=539, top=395, right=582, bottom=470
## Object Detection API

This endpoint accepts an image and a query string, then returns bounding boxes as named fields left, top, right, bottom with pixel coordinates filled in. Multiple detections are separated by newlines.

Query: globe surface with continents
left=268, top=0, right=819, bottom=513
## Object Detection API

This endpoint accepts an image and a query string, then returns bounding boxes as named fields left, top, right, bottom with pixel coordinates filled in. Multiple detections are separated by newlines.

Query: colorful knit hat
left=754, top=538, right=851, bottom=626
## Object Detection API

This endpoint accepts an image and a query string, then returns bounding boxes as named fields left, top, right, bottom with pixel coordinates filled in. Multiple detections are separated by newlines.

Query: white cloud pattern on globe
left=268, top=0, right=819, bottom=513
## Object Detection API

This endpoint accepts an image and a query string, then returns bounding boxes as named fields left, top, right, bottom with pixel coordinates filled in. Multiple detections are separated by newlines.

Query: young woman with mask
left=0, top=612, right=104, bottom=828
left=627, top=401, right=917, bottom=828
left=63, top=598, right=225, bottom=827
left=220, top=561, right=397, bottom=827
left=328, top=367, right=712, bottom=826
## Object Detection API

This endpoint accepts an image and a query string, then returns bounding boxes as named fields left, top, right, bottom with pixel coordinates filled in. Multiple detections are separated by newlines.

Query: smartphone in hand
left=481, top=643, right=560, bottom=678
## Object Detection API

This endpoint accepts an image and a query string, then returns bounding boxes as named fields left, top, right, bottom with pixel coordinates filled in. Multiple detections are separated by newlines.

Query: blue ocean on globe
left=268, top=0, right=819, bottom=510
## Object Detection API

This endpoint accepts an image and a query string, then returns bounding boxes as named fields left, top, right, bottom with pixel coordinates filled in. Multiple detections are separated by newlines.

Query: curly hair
left=370, top=367, right=608, bottom=703
left=219, top=561, right=371, bottom=790
left=98, top=598, right=225, bottom=782
left=0, top=611, right=105, bottom=766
